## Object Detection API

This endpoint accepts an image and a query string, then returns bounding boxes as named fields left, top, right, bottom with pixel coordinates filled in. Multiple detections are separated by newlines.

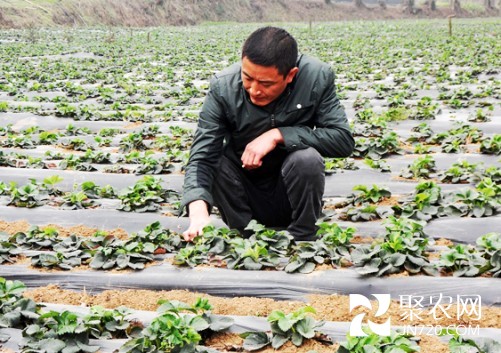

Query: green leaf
left=242, top=332, right=270, bottom=351
left=189, top=316, right=210, bottom=332
left=39, top=338, right=66, bottom=353
left=271, top=334, right=289, bottom=349
left=243, top=257, right=263, bottom=270
left=278, top=316, right=293, bottom=332
left=299, top=261, right=316, bottom=274
left=208, top=314, right=234, bottom=331
left=296, top=316, right=316, bottom=338
left=291, top=331, right=304, bottom=347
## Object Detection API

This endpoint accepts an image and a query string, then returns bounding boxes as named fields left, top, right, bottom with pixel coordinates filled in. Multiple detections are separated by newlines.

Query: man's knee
left=282, top=147, right=324, bottom=178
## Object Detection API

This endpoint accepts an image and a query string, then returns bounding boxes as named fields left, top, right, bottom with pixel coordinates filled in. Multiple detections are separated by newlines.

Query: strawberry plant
left=285, top=223, right=354, bottom=273
left=445, top=329, right=501, bottom=353
left=351, top=216, right=435, bottom=276
left=224, top=238, right=281, bottom=270
left=55, top=102, right=78, bottom=117
left=454, top=179, right=500, bottom=217
left=480, top=134, right=501, bottom=155
left=83, top=306, right=132, bottom=339
left=60, top=138, right=94, bottom=151
left=438, top=160, right=478, bottom=184
left=79, top=150, right=112, bottom=164
left=7, top=182, right=48, bottom=208
left=173, top=245, right=208, bottom=267
left=79, top=181, right=102, bottom=199
left=285, top=241, right=327, bottom=273
left=245, top=220, right=294, bottom=255
left=134, top=156, right=175, bottom=175
left=438, top=244, right=488, bottom=277
left=344, top=203, right=392, bottom=222
left=396, top=181, right=448, bottom=221
left=338, top=328, right=420, bottom=353
left=131, top=221, right=183, bottom=252
left=63, top=124, right=92, bottom=136
left=61, top=191, right=99, bottom=210
left=412, top=143, right=431, bottom=154
left=364, top=158, right=391, bottom=172
left=118, top=176, right=166, bottom=212
left=89, top=237, right=154, bottom=271
left=242, top=306, right=328, bottom=350
left=22, top=310, right=99, bottom=353
left=441, top=136, right=467, bottom=153
left=348, top=184, right=392, bottom=205
left=98, top=184, right=117, bottom=199
left=98, top=127, right=121, bottom=137
left=353, top=132, right=402, bottom=160
left=119, top=132, right=147, bottom=153
left=409, top=96, right=440, bottom=120
left=0, top=278, right=40, bottom=329
left=407, top=122, right=434, bottom=143
left=38, top=131, right=59, bottom=145
left=0, top=233, right=22, bottom=264
left=30, top=250, right=83, bottom=270
left=324, top=157, right=358, bottom=174
left=476, top=232, right=501, bottom=277
left=400, top=155, right=436, bottom=179
left=2, top=135, right=35, bottom=149
left=468, top=108, right=491, bottom=122
left=41, top=175, right=64, bottom=196
left=120, top=298, right=232, bottom=353
left=15, top=226, right=60, bottom=250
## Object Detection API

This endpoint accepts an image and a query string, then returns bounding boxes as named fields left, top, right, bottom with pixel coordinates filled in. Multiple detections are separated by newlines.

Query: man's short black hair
left=242, top=26, right=298, bottom=77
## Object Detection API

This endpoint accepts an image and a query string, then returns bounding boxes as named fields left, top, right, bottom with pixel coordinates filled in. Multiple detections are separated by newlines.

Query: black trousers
left=212, top=147, right=325, bottom=241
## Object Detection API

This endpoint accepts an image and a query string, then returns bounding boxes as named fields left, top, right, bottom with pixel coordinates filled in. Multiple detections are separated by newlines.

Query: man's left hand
left=241, top=128, right=284, bottom=170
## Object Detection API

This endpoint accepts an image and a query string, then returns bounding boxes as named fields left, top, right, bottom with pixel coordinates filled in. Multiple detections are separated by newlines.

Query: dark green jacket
left=181, top=54, right=354, bottom=211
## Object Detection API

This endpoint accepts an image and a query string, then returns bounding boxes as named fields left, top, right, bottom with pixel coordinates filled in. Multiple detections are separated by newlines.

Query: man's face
left=241, top=56, right=298, bottom=107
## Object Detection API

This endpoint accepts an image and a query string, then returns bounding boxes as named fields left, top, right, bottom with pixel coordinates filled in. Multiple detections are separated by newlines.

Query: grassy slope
left=0, top=0, right=496, bottom=28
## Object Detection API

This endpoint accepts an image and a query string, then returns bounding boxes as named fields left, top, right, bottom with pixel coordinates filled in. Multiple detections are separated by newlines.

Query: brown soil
left=205, top=332, right=449, bottom=353
left=206, top=332, right=340, bottom=352
left=434, top=238, right=454, bottom=246
left=0, top=220, right=129, bottom=240
left=378, top=195, right=401, bottom=207
left=19, top=285, right=465, bottom=353
left=24, top=285, right=501, bottom=328
left=350, top=235, right=374, bottom=244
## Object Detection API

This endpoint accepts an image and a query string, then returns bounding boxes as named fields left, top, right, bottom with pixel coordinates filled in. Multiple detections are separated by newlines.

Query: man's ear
left=285, top=67, right=299, bottom=84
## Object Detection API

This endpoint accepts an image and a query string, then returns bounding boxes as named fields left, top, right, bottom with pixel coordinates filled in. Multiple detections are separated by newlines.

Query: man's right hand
left=183, top=200, right=211, bottom=242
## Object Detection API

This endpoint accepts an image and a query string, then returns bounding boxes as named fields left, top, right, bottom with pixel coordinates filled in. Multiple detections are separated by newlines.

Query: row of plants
left=0, top=148, right=187, bottom=174
left=2, top=277, right=500, bottom=353
left=0, top=176, right=181, bottom=212
left=339, top=179, right=500, bottom=222
left=0, top=124, right=192, bottom=154
left=1, top=22, right=498, bottom=119
left=2, top=215, right=499, bottom=278
left=0, top=277, right=231, bottom=353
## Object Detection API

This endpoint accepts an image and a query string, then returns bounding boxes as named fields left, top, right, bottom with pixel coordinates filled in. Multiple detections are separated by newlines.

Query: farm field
left=0, top=19, right=500, bottom=352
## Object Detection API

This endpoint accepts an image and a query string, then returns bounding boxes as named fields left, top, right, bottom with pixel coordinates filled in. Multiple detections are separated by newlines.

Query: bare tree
left=403, top=0, right=416, bottom=13
left=484, top=0, right=496, bottom=10
left=354, top=0, right=366, bottom=7
left=452, top=0, right=462, bottom=14
left=379, top=0, right=387, bottom=9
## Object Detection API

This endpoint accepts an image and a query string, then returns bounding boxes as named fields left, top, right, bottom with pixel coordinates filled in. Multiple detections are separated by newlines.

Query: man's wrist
left=188, top=200, right=209, bottom=218
left=272, top=128, right=284, bottom=144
